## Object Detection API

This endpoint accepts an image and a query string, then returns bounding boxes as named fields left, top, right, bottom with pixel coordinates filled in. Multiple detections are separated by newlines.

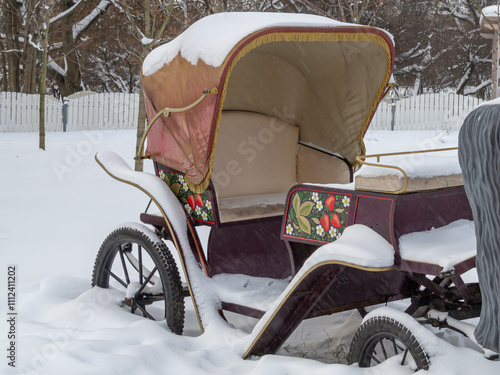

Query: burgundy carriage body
left=138, top=13, right=475, bottom=357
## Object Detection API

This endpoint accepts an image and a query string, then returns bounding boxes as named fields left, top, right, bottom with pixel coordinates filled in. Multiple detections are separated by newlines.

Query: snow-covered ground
left=1, top=129, right=499, bottom=374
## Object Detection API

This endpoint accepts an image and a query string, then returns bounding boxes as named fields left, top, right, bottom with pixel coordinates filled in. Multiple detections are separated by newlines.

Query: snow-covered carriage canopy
left=141, top=12, right=394, bottom=192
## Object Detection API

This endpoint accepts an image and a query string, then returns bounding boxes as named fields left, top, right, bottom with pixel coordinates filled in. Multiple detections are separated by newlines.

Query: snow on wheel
left=92, top=224, right=185, bottom=334
left=348, top=315, right=430, bottom=371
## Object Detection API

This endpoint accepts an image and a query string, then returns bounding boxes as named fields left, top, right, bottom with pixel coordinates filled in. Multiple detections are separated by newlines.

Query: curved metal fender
left=95, top=150, right=210, bottom=332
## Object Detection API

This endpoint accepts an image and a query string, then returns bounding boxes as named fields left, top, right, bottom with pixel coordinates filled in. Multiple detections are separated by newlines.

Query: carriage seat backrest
left=212, top=111, right=352, bottom=222
left=212, top=111, right=299, bottom=199
left=296, top=144, right=351, bottom=185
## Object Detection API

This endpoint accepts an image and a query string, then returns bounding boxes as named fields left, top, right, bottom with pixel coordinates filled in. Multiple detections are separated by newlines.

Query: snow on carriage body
left=93, top=13, right=484, bottom=370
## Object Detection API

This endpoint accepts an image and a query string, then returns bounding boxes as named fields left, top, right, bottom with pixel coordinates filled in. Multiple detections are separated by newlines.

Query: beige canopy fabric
left=141, top=22, right=394, bottom=193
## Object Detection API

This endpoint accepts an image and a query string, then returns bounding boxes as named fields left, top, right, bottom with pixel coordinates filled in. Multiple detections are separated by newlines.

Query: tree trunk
left=62, top=0, right=82, bottom=95
left=47, top=0, right=83, bottom=97
left=134, top=86, right=146, bottom=171
left=39, top=5, right=50, bottom=151
left=1, top=49, right=8, bottom=92
left=4, top=0, right=21, bottom=92
left=21, top=0, right=38, bottom=94
left=22, top=45, right=38, bottom=94
left=134, top=46, right=148, bottom=172
left=413, top=73, right=422, bottom=97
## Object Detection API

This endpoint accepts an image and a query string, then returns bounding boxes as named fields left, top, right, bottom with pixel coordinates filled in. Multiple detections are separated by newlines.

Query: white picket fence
left=0, top=92, right=62, bottom=132
left=66, top=92, right=139, bottom=131
left=0, top=91, right=485, bottom=133
left=0, top=92, right=139, bottom=132
left=371, top=93, right=484, bottom=131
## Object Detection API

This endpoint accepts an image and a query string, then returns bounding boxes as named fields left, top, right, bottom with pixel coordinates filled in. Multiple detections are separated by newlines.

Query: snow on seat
left=355, top=173, right=463, bottom=194
left=398, top=219, right=476, bottom=273
left=355, top=149, right=463, bottom=194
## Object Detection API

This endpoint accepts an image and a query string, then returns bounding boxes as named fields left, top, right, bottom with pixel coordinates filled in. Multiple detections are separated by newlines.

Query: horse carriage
left=92, top=13, right=487, bottom=370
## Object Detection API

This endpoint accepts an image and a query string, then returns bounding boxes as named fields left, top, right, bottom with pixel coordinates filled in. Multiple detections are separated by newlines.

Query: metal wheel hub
left=123, top=294, right=154, bottom=308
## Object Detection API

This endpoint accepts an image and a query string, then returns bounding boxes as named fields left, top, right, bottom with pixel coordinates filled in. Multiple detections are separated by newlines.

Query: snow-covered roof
left=141, top=12, right=395, bottom=192
left=143, top=12, right=383, bottom=75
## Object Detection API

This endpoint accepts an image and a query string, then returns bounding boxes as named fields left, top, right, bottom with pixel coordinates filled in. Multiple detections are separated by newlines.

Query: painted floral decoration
left=284, top=190, right=351, bottom=243
left=157, top=169, right=214, bottom=224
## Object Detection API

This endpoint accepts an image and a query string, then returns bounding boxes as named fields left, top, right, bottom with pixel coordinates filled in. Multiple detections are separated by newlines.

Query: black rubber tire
left=348, top=316, right=430, bottom=371
left=92, top=225, right=185, bottom=334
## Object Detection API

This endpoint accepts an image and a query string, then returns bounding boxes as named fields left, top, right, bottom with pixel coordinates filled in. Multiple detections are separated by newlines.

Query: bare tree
left=0, top=0, right=111, bottom=96
left=47, top=0, right=112, bottom=97
left=437, top=0, right=496, bottom=97
left=368, top=0, right=494, bottom=97
left=2, top=0, right=498, bottom=105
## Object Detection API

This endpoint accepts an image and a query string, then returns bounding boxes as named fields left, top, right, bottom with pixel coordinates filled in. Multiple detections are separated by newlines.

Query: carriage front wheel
left=92, top=224, right=185, bottom=334
left=348, top=315, right=430, bottom=370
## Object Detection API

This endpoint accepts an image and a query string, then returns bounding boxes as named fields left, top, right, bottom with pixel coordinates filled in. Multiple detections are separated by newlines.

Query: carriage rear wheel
left=348, top=316, right=429, bottom=371
left=92, top=225, right=185, bottom=334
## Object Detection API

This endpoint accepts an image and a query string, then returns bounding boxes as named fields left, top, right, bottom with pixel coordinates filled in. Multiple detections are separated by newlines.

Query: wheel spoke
left=370, top=352, right=381, bottom=365
left=118, top=248, right=131, bottom=285
left=123, top=252, right=161, bottom=286
left=107, top=268, right=128, bottom=288
left=138, top=245, right=143, bottom=284
left=381, top=339, right=389, bottom=359
left=135, top=303, right=156, bottom=320
left=401, top=348, right=409, bottom=365
left=135, top=266, right=159, bottom=297
left=391, top=337, right=398, bottom=354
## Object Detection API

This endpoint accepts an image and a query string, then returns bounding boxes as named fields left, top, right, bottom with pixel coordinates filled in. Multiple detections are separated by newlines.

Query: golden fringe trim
left=186, top=170, right=209, bottom=193
left=188, top=29, right=393, bottom=193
